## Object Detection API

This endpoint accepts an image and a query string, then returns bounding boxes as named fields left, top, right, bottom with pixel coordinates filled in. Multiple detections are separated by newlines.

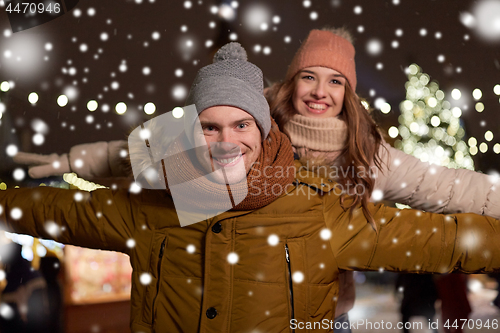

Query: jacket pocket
left=285, top=239, right=308, bottom=332
left=142, top=232, right=168, bottom=326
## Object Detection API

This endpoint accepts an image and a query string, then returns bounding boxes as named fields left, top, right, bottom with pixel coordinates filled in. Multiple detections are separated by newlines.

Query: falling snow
left=267, top=234, right=279, bottom=246
left=366, top=39, right=383, bottom=56
left=10, top=208, right=22, bottom=220
left=140, top=272, right=152, bottom=285
left=227, top=252, right=239, bottom=264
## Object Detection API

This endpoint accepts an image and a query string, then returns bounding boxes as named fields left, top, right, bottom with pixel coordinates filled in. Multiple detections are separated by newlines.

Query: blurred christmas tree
left=394, top=64, right=474, bottom=170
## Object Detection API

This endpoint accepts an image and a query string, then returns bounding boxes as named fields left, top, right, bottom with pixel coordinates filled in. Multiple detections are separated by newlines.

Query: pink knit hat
left=285, top=29, right=357, bottom=91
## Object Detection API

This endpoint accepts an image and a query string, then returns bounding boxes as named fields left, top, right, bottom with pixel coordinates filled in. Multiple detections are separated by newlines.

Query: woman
left=266, top=27, right=500, bottom=331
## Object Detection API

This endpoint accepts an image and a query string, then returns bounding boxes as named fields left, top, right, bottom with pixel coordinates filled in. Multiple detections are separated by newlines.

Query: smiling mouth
left=212, top=154, right=243, bottom=166
left=306, top=102, right=328, bottom=111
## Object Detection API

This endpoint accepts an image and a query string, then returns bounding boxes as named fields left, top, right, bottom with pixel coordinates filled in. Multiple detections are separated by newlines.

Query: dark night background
left=1, top=0, right=500, bottom=184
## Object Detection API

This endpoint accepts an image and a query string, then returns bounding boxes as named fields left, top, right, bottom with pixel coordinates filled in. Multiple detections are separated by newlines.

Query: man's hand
left=12, top=152, right=71, bottom=178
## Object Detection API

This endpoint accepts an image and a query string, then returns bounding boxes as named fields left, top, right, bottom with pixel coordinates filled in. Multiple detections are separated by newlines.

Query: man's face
left=194, top=106, right=262, bottom=184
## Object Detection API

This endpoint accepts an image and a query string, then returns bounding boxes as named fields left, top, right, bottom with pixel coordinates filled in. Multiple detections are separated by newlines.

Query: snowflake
left=227, top=252, right=239, bottom=264
left=267, top=234, right=279, bottom=246
left=140, top=272, right=152, bottom=285
left=10, top=207, right=22, bottom=220
left=45, top=221, right=61, bottom=237
left=292, top=271, right=304, bottom=283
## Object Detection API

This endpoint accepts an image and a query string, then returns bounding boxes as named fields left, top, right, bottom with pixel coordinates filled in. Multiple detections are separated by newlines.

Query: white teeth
left=307, top=102, right=327, bottom=110
left=215, top=155, right=241, bottom=164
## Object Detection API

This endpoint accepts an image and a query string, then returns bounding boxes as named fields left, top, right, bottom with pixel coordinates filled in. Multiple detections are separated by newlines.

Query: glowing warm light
left=468, top=137, right=477, bottom=147
left=57, top=95, right=68, bottom=107
left=475, top=102, right=484, bottom=112
left=380, top=103, right=391, bottom=114
left=0, top=81, right=10, bottom=92
left=115, top=102, right=127, bottom=114
left=28, top=92, right=38, bottom=104
left=451, top=89, right=461, bottom=100
left=472, top=88, right=482, bottom=100
left=408, top=64, right=418, bottom=75
left=403, top=100, right=413, bottom=110
left=374, top=97, right=386, bottom=110
left=144, top=102, right=156, bottom=115
left=388, top=126, right=399, bottom=138
left=479, top=142, right=488, bottom=153
left=485, top=131, right=494, bottom=141
left=494, top=143, right=500, bottom=154
left=172, top=107, right=184, bottom=118
left=87, top=100, right=98, bottom=111
left=427, top=97, right=437, bottom=108
left=409, top=122, right=419, bottom=133
left=451, top=107, right=462, bottom=118
left=430, top=116, right=441, bottom=127
left=494, top=84, right=500, bottom=95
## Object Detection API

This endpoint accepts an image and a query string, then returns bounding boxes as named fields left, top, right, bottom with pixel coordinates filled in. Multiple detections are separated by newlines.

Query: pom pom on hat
left=213, top=42, right=248, bottom=62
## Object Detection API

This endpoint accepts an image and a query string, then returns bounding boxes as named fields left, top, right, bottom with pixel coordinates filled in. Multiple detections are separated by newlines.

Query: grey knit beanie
left=185, top=42, right=271, bottom=140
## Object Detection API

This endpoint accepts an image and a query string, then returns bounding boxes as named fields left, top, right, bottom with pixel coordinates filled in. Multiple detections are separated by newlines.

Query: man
left=2, top=43, right=500, bottom=333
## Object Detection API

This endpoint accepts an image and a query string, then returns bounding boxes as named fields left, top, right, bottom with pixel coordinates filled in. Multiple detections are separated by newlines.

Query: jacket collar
left=293, top=160, right=339, bottom=193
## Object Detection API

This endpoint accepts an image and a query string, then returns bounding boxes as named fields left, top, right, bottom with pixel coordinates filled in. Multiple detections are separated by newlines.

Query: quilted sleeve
left=0, top=187, right=136, bottom=254
left=373, top=143, right=500, bottom=218
left=325, top=196, right=500, bottom=274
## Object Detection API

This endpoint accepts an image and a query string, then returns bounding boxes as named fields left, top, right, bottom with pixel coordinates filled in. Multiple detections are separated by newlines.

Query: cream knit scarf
left=283, top=114, right=348, bottom=168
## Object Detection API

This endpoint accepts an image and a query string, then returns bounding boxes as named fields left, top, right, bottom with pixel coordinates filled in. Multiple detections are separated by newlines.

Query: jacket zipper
left=151, top=237, right=166, bottom=329
left=285, top=244, right=295, bottom=331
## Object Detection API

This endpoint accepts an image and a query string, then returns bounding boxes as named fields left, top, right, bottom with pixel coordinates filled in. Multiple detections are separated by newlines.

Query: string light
left=397, top=64, right=474, bottom=170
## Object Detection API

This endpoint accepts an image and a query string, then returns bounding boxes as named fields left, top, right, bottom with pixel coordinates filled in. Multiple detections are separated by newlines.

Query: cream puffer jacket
left=374, top=143, right=500, bottom=216
left=2, top=161, right=500, bottom=333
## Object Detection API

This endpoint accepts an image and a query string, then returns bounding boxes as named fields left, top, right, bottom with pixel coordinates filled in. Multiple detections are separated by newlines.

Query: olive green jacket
left=1, top=164, right=499, bottom=332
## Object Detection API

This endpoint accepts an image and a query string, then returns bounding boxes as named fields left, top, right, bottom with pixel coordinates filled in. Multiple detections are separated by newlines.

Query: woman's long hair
left=267, top=77, right=385, bottom=231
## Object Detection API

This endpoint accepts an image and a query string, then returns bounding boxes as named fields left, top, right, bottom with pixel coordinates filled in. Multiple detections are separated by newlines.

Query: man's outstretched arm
left=0, top=187, right=136, bottom=254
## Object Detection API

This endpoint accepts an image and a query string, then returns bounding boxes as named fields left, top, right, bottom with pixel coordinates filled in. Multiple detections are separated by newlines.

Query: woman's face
left=292, top=66, right=346, bottom=118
